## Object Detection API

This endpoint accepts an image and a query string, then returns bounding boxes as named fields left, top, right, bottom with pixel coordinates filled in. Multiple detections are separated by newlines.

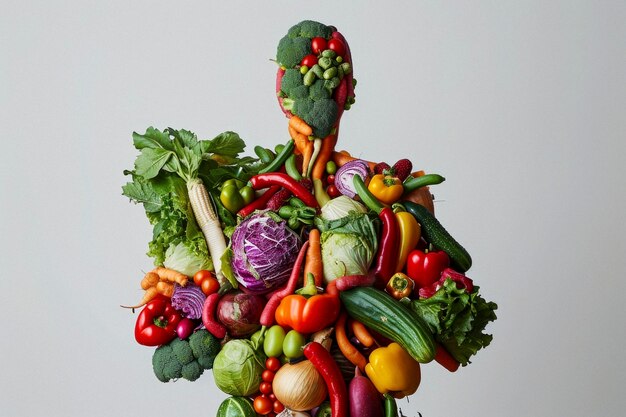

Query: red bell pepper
left=274, top=274, right=340, bottom=334
left=406, top=249, right=450, bottom=290
left=134, top=296, right=182, bottom=346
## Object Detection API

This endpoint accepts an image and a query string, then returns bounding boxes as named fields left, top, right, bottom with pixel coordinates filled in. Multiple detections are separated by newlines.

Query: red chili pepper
left=134, top=296, right=182, bottom=346
left=250, top=173, right=319, bottom=209
left=201, top=293, right=227, bottom=339
left=406, top=249, right=450, bottom=290
left=237, top=185, right=281, bottom=218
left=259, top=240, right=310, bottom=327
left=373, top=207, right=400, bottom=287
left=303, top=341, right=348, bottom=417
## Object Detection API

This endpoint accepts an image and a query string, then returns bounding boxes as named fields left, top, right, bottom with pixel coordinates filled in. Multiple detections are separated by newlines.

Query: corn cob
left=187, top=178, right=228, bottom=286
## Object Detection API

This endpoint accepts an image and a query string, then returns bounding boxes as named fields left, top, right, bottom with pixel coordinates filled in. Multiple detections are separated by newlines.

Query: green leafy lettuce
left=122, top=127, right=259, bottom=269
left=410, top=279, right=498, bottom=366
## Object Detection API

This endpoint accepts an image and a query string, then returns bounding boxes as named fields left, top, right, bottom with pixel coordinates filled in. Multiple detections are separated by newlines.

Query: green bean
left=254, top=145, right=275, bottom=164
left=285, top=153, right=303, bottom=181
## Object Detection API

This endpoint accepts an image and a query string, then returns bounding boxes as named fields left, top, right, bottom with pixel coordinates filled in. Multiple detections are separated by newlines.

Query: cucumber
left=340, top=287, right=436, bottom=363
left=403, top=200, right=473, bottom=272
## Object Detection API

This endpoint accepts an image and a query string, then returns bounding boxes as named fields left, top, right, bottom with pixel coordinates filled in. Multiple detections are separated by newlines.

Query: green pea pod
left=304, top=70, right=317, bottom=86
left=288, top=197, right=306, bottom=208
left=285, top=154, right=303, bottom=181
left=321, top=49, right=337, bottom=59
left=318, top=56, right=333, bottom=70
left=311, top=64, right=324, bottom=79
left=258, top=139, right=295, bottom=175
left=278, top=205, right=295, bottom=219
left=402, top=173, right=446, bottom=193
left=323, top=67, right=338, bottom=80
left=254, top=145, right=275, bottom=164
left=287, top=217, right=301, bottom=230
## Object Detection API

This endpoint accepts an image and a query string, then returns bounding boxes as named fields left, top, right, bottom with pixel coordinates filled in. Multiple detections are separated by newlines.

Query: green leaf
left=133, top=127, right=174, bottom=151
left=135, top=148, right=174, bottom=179
left=202, top=131, right=246, bottom=157
left=121, top=181, right=164, bottom=213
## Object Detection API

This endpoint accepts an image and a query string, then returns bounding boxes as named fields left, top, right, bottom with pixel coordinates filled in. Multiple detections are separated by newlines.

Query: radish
left=349, top=367, right=384, bottom=417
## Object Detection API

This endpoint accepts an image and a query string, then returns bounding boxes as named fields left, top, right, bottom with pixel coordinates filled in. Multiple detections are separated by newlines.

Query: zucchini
left=403, top=200, right=473, bottom=272
left=340, top=287, right=436, bottom=363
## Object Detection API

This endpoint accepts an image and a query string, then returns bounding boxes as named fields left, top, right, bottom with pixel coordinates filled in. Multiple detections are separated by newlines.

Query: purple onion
left=334, top=159, right=370, bottom=198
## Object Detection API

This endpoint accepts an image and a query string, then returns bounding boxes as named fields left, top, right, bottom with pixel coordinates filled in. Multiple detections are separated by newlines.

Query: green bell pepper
left=220, top=179, right=254, bottom=213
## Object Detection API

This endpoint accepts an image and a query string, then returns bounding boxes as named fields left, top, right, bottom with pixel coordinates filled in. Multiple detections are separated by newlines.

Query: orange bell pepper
left=275, top=274, right=340, bottom=334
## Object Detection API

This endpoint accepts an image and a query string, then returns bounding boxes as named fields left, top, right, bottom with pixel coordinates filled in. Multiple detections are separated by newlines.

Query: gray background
left=2, top=1, right=625, bottom=416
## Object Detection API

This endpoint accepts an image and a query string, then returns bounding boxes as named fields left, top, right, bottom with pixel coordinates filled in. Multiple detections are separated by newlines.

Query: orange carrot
left=140, top=271, right=160, bottom=290
left=311, top=134, right=338, bottom=180
left=331, top=150, right=377, bottom=171
left=156, top=281, right=175, bottom=297
left=120, top=286, right=158, bottom=310
left=154, top=266, right=188, bottom=287
left=349, top=318, right=375, bottom=348
left=303, top=228, right=323, bottom=287
left=301, top=139, right=314, bottom=176
left=289, top=125, right=308, bottom=155
left=335, top=312, right=367, bottom=372
left=289, top=115, right=313, bottom=137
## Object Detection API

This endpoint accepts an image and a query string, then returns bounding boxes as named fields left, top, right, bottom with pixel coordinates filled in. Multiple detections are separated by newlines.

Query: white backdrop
left=2, top=1, right=625, bottom=416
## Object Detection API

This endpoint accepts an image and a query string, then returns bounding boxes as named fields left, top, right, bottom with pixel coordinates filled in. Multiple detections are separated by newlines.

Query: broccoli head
left=280, top=69, right=305, bottom=97
left=151, top=330, right=221, bottom=382
left=303, top=99, right=338, bottom=138
left=287, top=20, right=333, bottom=39
left=309, top=79, right=331, bottom=101
left=188, top=329, right=221, bottom=370
left=276, top=36, right=312, bottom=68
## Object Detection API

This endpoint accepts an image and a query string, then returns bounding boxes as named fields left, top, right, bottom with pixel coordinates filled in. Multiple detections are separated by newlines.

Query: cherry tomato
left=262, top=369, right=275, bottom=383
left=259, top=381, right=273, bottom=395
left=327, top=184, right=341, bottom=198
left=265, top=357, right=281, bottom=372
left=300, top=54, right=318, bottom=68
left=327, top=38, right=346, bottom=57
left=273, top=400, right=285, bottom=414
left=193, top=270, right=213, bottom=286
left=326, top=174, right=335, bottom=185
left=311, top=37, right=327, bottom=54
left=200, top=276, right=220, bottom=296
left=253, top=395, right=273, bottom=415
left=268, top=393, right=276, bottom=401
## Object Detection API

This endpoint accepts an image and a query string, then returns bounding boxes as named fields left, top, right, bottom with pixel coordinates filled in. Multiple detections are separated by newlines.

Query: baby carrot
left=311, top=134, right=338, bottom=180
left=303, top=228, right=323, bottom=287
left=154, top=266, right=188, bottom=287
left=289, top=115, right=313, bottom=137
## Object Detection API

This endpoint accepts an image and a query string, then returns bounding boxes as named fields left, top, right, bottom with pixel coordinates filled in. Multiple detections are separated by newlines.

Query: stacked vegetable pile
left=122, top=20, right=497, bottom=417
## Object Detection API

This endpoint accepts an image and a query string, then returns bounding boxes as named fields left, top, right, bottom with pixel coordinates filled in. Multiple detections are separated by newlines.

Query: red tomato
left=327, top=184, right=340, bottom=198
left=300, top=54, right=318, bottom=68
left=200, top=277, right=220, bottom=296
left=253, top=395, right=273, bottom=415
left=193, top=270, right=213, bottom=286
left=265, top=357, right=281, bottom=372
left=311, top=37, right=327, bottom=54
left=273, top=400, right=285, bottom=413
left=259, top=381, right=273, bottom=395
left=326, top=174, right=335, bottom=185
left=327, top=38, right=346, bottom=57
left=261, top=369, right=275, bottom=382
left=268, top=393, right=276, bottom=401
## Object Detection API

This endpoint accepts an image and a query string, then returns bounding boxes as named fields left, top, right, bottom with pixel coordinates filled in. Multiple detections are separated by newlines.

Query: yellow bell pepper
left=394, top=211, right=421, bottom=272
left=365, top=342, right=421, bottom=398
left=367, top=174, right=404, bottom=205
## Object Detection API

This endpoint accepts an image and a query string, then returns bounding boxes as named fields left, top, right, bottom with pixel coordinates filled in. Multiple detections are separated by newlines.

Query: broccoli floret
left=189, top=329, right=221, bottom=370
left=181, top=361, right=203, bottom=382
left=309, top=79, right=331, bottom=100
left=293, top=97, right=315, bottom=117
left=280, top=69, right=305, bottom=96
left=276, top=36, right=311, bottom=68
left=170, top=338, right=194, bottom=365
left=152, top=344, right=183, bottom=383
left=303, top=99, right=339, bottom=138
left=287, top=20, right=333, bottom=39
left=151, top=331, right=221, bottom=382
